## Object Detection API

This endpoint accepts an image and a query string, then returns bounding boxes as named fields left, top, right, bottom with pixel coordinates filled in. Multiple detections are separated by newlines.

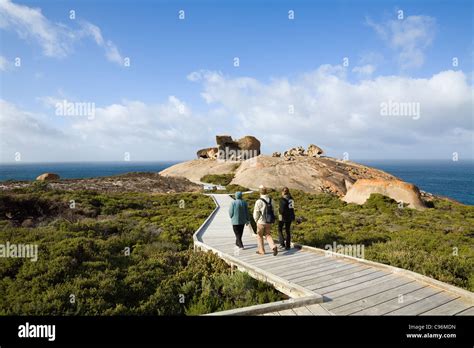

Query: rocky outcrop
left=307, top=144, right=324, bottom=157
left=342, top=179, right=426, bottom=209
left=216, top=135, right=261, bottom=160
left=36, top=173, right=60, bottom=181
left=284, top=146, right=305, bottom=157
left=197, top=147, right=218, bottom=159
left=229, top=156, right=395, bottom=195
left=162, top=137, right=431, bottom=206
left=215, top=135, right=234, bottom=147
left=237, top=136, right=261, bottom=156
left=283, top=144, right=324, bottom=158
left=160, top=159, right=240, bottom=183
left=162, top=155, right=397, bottom=196
left=197, top=135, right=261, bottom=160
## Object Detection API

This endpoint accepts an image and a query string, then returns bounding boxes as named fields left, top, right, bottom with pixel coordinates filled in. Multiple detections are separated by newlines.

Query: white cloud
left=0, top=97, right=214, bottom=162
left=0, top=0, right=123, bottom=65
left=0, top=99, right=67, bottom=161
left=78, top=21, right=123, bottom=65
left=366, top=15, right=436, bottom=69
left=71, top=97, right=201, bottom=145
left=188, top=67, right=473, bottom=159
left=0, top=55, right=8, bottom=71
left=352, top=64, right=376, bottom=77
left=1, top=66, right=473, bottom=162
left=0, top=0, right=73, bottom=57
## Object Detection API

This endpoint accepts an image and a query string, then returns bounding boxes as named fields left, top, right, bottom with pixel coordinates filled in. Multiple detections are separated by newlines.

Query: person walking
left=228, top=191, right=250, bottom=249
left=278, top=187, right=295, bottom=250
left=253, top=186, right=278, bottom=256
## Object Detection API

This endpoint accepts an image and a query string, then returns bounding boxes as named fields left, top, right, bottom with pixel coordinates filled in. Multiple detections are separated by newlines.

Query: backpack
left=259, top=198, right=276, bottom=224
left=282, top=197, right=295, bottom=222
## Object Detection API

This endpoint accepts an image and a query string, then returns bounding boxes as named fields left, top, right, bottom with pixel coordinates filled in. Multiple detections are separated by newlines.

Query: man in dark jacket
left=278, top=187, right=295, bottom=250
left=228, top=191, right=250, bottom=249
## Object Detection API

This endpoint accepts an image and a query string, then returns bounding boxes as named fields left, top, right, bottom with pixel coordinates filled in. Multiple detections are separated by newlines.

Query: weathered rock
left=166, top=155, right=396, bottom=195
left=231, top=155, right=396, bottom=197
left=215, top=135, right=234, bottom=147
left=36, top=173, right=60, bottom=181
left=284, top=146, right=305, bottom=157
left=342, top=178, right=426, bottom=210
left=237, top=136, right=261, bottom=157
left=306, top=144, right=324, bottom=157
left=272, top=152, right=281, bottom=157
left=196, top=147, right=218, bottom=159
left=215, top=134, right=261, bottom=160
left=160, top=159, right=241, bottom=184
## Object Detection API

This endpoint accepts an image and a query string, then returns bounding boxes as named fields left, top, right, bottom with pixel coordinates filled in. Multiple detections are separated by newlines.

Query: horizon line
left=0, top=158, right=473, bottom=165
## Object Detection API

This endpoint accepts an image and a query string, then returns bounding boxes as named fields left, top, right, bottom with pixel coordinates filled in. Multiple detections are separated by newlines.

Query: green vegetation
left=0, top=187, right=283, bottom=315
left=225, top=184, right=250, bottom=193
left=244, top=190, right=474, bottom=291
left=200, top=174, right=234, bottom=186
left=200, top=173, right=249, bottom=193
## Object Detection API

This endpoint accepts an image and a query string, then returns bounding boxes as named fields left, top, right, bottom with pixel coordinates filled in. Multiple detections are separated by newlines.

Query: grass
left=243, top=190, right=474, bottom=291
left=200, top=174, right=235, bottom=186
left=0, top=186, right=284, bottom=315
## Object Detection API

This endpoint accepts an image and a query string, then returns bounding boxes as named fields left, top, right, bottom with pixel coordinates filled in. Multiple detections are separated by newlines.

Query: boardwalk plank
left=306, top=304, right=332, bottom=315
left=386, top=292, right=458, bottom=315
left=297, top=264, right=367, bottom=286
left=280, top=259, right=354, bottom=278
left=295, top=264, right=367, bottom=285
left=259, top=255, right=325, bottom=271
left=352, top=287, right=443, bottom=315
left=456, top=307, right=474, bottom=316
left=323, top=277, right=414, bottom=310
left=322, top=273, right=397, bottom=300
left=278, top=309, right=297, bottom=316
left=329, top=281, right=425, bottom=315
left=307, top=268, right=381, bottom=290
left=315, top=270, right=389, bottom=294
left=292, top=306, right=313, bottom=315
left=420, top=298, right=473, bottom=315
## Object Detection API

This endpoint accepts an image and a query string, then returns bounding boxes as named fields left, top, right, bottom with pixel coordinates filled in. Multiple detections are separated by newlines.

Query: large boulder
left=342, top=178, right=425, bottom=209
left=237, top=136, right=261, bottom=156
left=196, top=147, right=218, bottom=159
left=306, top=144, right=324, bottom=157
left=284, top=146, right=305, bottom=157
left=36, top=173, right=60, bottom=181
left=215, top=135, right=261, bottom=160
left=215, top=135, right=234, bottom=147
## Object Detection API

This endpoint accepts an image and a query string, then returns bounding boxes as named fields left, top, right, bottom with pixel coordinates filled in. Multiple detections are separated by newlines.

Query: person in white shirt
left=253, top=186, right=278, bottom=256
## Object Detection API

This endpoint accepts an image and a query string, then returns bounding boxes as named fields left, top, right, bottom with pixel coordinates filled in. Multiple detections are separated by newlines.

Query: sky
left=0, top=0, right=473, bottom=162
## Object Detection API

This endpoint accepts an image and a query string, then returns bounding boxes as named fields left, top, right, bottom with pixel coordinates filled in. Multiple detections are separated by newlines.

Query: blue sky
left=0, top=0, right=473, bottom=162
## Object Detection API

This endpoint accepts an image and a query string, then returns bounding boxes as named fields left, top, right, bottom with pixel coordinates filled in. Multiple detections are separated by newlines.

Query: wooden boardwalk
left=194, top=194, right=474, bottom=316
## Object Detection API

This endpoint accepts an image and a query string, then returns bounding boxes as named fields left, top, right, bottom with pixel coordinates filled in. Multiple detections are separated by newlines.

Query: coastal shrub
left=0, top=189, right=283, bottom=315
left=225, top=184, right=250, bottom=193
left=200, top=174, right=234, bottom=186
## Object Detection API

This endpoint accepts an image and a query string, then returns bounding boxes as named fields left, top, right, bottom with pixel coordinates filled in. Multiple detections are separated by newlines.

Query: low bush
left=0, top=189, right=283, bottom=315
left=200, top=174, right=234, bottom=186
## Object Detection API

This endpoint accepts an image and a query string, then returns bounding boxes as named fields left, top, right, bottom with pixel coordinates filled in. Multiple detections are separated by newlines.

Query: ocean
left=0, top=160, right=472, bottom=205
left=0, top=161, right=178, bottom=182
